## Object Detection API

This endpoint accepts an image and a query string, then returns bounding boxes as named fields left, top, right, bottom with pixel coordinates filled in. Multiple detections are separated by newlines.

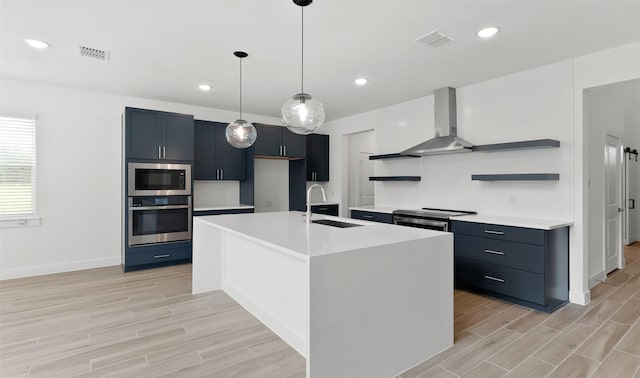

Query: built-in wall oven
left=128, top=196, right=192, bottom=246
left=128, top=162, right=191, bottom=196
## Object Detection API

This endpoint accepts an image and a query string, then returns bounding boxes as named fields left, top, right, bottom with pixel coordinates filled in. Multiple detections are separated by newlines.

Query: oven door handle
left=394, top=216, right=448, bottom=228
left=129, top=205, right=190, bottom=211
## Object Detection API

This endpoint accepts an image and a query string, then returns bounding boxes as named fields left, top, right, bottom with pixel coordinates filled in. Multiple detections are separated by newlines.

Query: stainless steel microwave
left=128, top=162, right=191, bottom=196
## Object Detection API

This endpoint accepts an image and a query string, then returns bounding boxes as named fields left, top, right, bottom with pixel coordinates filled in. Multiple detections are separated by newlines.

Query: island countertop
left=196, top=211, right=447, bottom=258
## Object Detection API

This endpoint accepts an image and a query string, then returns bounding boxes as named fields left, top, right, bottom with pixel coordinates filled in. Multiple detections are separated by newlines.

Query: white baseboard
left=569, top=288, right=591, bottom=306
left=0, top=257, right=121, bottom=280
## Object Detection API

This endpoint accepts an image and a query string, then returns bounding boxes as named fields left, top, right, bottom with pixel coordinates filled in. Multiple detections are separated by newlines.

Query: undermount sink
left=311, top=219, right=364, bottom=228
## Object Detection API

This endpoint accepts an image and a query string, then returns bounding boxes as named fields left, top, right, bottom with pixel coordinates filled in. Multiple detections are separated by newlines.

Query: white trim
left=0, top=257, right=121, bottom=280
left=569, top=288, right=590, bottom=305
left=0, top=216, right=41, bottom=228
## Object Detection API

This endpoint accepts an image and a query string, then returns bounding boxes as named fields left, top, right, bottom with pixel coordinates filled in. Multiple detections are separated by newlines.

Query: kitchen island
left=193, top=211, right=453, bottom=378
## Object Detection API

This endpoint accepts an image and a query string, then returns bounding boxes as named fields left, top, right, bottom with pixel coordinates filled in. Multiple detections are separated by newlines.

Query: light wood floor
left=0, top=243, right=638, bottom=378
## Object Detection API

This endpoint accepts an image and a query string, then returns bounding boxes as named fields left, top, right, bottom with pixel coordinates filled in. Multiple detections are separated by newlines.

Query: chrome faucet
left=306, top=184, right=327, bottom=224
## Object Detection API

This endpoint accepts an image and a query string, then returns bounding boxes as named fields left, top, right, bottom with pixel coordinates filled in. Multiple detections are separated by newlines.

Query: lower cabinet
left=350, top=210, right=393, bottom=224
left=451, top=220, right=569, bottom=313
left=310, top=204, right=338, bottom=216
left=124, top=241, right=192, bottom=272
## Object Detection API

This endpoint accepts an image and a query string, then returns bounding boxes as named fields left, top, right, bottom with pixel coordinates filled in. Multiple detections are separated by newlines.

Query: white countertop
left=194, top=204, right=254, bottom=211
left=195, top=211, right=448, bottom=258
left=453, top=214, right=573, bottom=230
left=348, top=205, right=397, bottom=214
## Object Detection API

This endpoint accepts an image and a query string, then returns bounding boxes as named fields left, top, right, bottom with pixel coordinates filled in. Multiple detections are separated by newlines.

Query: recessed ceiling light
left=198, top=84, right=212, bottom=91
left=477, top=27, right=499, bottom=38
left=24, top=39, right=50, bottom=49
left=354, top=78, right=368, bottom=86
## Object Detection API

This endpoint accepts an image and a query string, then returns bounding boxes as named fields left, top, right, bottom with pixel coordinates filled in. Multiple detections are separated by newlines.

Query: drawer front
left=351, top=210, right=393, bottom=224
left=456, top=258, right=546, bottom=305
left=451, top=221, right=545, bottom=246
left=311, top=204, right=339, bottom=216
left=126, top=246, right=191, bottom=266
left=455, top=234, right=545, bottom=274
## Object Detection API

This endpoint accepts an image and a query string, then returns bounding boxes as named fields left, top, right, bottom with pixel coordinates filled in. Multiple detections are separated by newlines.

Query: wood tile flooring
left=0, top=243, right=638, bottom=377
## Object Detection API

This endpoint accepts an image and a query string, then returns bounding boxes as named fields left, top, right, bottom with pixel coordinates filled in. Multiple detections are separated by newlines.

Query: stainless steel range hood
left=401, top=87, right=473, bottom=156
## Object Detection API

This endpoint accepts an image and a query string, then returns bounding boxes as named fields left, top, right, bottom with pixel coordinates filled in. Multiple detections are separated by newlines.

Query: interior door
left=605, top=133, right=623, bottom=274
left=358, top=152, right=375, bottom=206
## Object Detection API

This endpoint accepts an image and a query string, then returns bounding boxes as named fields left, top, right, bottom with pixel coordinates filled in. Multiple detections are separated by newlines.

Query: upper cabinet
left=306, top=133, right=329, bottom=181
left=125, top=107, right=194, bottom=161
left=254, top=124, right=306, bottom=159
left=194, top=120, right=247, bottom=181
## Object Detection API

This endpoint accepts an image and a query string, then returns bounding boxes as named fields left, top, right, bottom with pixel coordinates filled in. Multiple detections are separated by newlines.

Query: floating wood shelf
left=472, top=174, right=560, bottom=181
left=472, top=139, right=560, bottom=152
left=369, top=176, right=421, bottom=182
left=369, top=153, right=420, bottom=160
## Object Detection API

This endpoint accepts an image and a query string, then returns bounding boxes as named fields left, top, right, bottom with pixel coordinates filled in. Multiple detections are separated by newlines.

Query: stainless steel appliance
left=128, top=196, right=192, bottom=246
left=128, top=162, right=191, bottom=196
left=401, top=87, right=474, bottom=156
left=392, top=208, right=476, bottom=232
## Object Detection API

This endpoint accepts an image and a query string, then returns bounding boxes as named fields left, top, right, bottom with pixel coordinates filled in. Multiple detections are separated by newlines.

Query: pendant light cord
left=301, top=5, right=304, bottom=95
left=239, top=57, right=242, bottom=119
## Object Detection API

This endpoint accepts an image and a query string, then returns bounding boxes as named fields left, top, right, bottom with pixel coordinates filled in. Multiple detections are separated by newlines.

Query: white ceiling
left=2, top=1, right=640, bottom=122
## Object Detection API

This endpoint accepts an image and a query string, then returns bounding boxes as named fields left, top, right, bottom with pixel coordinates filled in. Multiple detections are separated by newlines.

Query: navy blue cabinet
left=350, top=210, right=393, bottom=224
left=310, top=204, right=338, bottom=216
left=254, top=124, right=306, bottom=159
left=451, top=220, right=569, bottom=313
left=307, top=134, right=329, bottom=181
left=194, top=120, right=247, bottom=181
left=126, top=107, right=194, bottom=161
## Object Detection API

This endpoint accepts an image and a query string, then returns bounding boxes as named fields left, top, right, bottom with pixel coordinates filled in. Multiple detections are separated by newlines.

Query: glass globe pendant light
left=226, top=51, right=257, bottom=148
left=281, top=0, right=325, bottom=135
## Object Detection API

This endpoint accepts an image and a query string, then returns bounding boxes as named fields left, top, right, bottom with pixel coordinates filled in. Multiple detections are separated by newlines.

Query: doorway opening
left=346, top=130, right=375, bottom=210
left=585, top=78, right=640, bottom=288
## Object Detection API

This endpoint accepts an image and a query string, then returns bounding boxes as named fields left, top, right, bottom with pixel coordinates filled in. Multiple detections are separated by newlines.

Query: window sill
left=0, top=216, right=41, bottom=229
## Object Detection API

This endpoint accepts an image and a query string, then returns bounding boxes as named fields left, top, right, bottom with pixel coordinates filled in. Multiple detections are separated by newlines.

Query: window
left=0, top=116, right=36, bottom=217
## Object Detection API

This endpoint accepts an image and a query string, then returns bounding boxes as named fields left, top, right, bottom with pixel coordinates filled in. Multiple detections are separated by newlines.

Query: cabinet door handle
left=484, top=230, right=504, bottom=235
left=163, top=146, right=166, bottom=159
left=484, top=249, right=505, bottom=255
left=154, top=254, right=170, bottom=259
left=158, top=146, right=162, bottom=159
left=362, top=215, right=374, bottom=219
left=220, top=169, right=223, bottom=180
left=484, top=275, right=505, bottom=283
left=284, top=145, right=287, bottom=156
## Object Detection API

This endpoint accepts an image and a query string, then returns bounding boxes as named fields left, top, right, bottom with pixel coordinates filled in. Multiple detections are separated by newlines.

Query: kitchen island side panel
left=192, top=219, right=222, bottom=294
left=309, top=234, right=454, bottom=378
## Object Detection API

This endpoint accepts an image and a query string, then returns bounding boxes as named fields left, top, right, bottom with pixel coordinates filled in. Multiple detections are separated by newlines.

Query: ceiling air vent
left=77, top=45, right=109, bottom=61
left=415, top=29, right=456, bottom=48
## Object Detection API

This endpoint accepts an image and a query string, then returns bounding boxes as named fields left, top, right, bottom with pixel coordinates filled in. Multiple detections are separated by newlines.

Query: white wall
left=326, top=61, right=574, bottom=218
left=347, top=131, right=375, bottom=209
left=0, top=78, right=281, bottom=279
left=254, top=159, right=289, bottom=213
left=193, top=181, right=240, bottom=208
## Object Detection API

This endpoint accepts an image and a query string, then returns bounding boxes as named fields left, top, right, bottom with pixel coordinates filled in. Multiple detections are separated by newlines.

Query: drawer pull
left=484, top=249, right=505, bottom=255
left=362, top=215, right=374, bottom=219
left=484, top=230, right=505, bottom=235
left=154, top=254, right=170, bottom=259
left=318, top=208, right=328, bottom=211
left=484, top=275, right=505, bottom=283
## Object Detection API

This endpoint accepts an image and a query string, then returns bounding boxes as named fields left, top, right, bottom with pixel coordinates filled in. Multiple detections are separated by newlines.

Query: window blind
left=0, top=116, right=36, bottom=216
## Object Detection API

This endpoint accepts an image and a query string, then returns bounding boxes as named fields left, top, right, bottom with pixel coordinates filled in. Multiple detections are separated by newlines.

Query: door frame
left=603, top=130, right=625, bottom=276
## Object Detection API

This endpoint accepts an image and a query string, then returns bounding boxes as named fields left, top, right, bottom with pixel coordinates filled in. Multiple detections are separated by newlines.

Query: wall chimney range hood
left=401, top=87, right=473, bottom=156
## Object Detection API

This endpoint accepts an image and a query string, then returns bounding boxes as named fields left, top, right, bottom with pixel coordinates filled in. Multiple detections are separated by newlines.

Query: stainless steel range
left=392, top=208, right=476, bottom=232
